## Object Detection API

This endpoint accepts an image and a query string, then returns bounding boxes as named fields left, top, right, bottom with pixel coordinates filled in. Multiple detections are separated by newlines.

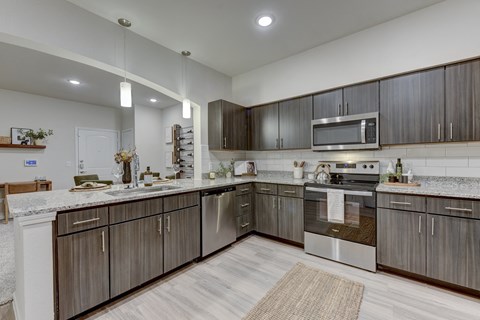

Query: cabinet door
left=427, top=215, right=480, bottom=290
left=445, top=60, right=480, bottom=142
left=223, top=101, right=247, bottom=150
left=250, top=103, right=279, bottom=150
left=278, top=197, right=304, bottom=243
left=380, top=68, right=445, bottom=145
left=279, top=96, right=312, bottom=149
left=255, top=193, right=278, bottom=236
left=208, top=100, right=223, bottom=150
left=343, top=81, right=379, bottom=116
left=143, top=214, right=164, bottom=282
left=377, top=209, right=426, bottom=275
left=57, top=227, right=109, bottom=320
left=164, top=206, right=201, bottom=273
left=313, top=89, right=343, bottom=119
left=109, top=219, right=145, bottom=297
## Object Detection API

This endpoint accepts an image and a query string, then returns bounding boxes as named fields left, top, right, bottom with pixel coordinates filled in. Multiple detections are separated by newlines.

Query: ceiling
left=67, top=0, right=443, bottom=76
left=0, top=42, right=179, bottom=109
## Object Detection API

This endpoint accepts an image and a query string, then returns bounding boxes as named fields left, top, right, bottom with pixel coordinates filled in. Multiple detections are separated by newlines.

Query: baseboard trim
left=12, top=293, right=20, bottom=320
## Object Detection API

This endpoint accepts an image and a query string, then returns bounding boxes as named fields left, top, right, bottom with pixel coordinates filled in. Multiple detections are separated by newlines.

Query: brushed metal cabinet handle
left=158, top=217, right=162, bottom=235
left=280, top=138, right=284, bottom=149
left=272, top=197, right=276, bottom=209
left=261, top=188, right=271, bottom=191
left=241, top=222, right=250, bottom=228
left=345, top=103, right=349, bottom=115
left=284, top=190, right=296, bottom=194
left=338, top=104, right=342, bottom=116
left=276, top=138, right=279, bottom=149
left=240, top=188, right=250, bottom=192
left=223, top=137, right=227, bottom=148
left=101, top=231, right=105, bottom=253
left=437, top=123, right=441, bottom=141
left=73, top=217, right=100, bottom=225
left=241, top=203, right=250, bottom=208
left=390, top=201, right=411, bottom=206
left=278, top=198, right=281, bottom=210
left=166, top=216, right=171, bottom=233
left=418, top=216, right=422, bottom=234
left=445, top=207, right=472, bottom=213
left=332, top=229, right=340, bottom=233
left=450, top=123, right=453, bottom=140
left=431, top=217, right=435, bottom=236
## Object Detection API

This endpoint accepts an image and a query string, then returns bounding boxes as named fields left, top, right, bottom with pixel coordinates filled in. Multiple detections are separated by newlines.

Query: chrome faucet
left=132, top=151, right=140, bottom=188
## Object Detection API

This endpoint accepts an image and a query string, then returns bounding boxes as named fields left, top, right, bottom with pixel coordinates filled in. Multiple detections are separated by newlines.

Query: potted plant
left=216, top=161, right=234, bottom=178
left=21, top=128, right=54, bottom=146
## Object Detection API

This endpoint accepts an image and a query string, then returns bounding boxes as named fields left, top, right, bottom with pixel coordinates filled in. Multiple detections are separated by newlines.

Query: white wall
left=134, top=104, right=163, bottom=175
left=0, top=89, right=122, bottom=190
left=232, top=0, right=480, bottom=106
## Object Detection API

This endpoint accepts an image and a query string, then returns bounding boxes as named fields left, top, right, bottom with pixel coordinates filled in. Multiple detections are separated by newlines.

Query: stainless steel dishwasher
left=201, top=186, right=236, bottom=257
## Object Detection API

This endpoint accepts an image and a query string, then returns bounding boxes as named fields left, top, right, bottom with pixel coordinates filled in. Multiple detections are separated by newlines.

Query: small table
left=0, top=180, right=53, bottom=191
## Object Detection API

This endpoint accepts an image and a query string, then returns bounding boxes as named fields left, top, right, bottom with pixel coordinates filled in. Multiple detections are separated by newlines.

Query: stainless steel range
left=304, top=161, right=379, bottom=272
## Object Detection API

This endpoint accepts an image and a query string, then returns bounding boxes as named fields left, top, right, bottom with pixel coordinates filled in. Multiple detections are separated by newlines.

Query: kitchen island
left=8, top=175, right=308, bottom=320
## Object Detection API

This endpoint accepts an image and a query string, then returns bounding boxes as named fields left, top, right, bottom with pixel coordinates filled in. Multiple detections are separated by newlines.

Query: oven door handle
left=305, top=187, right=373, bottom=197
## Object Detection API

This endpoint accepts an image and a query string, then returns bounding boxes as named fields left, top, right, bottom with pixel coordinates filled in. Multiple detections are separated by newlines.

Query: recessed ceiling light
left=257, top=15, right=273, bottom=27
left=68, top=79, right=80, bottom=85
left=150, top=98, right=158, bottom=103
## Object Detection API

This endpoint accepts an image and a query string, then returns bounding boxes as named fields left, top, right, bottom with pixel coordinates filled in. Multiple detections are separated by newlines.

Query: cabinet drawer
left=235, top=183, right=252, bottom=195
left=57, top=207, right=108, bottom=236
left=236, top=213, right=253, bottom=237
left=378, top=193, right=426, bottom=212
left=163, top=192, right=199, bottom=212
left=236, top=194, right=252, bottom=217
left=278, top=184, right=304, bottom=198
left=109, top=201, right=146, bottom=224
left=427, top=197, right=480, bottom=219
left=255, top=183, right=277, bottom=195
left=145, top=198, right=163, bottom=217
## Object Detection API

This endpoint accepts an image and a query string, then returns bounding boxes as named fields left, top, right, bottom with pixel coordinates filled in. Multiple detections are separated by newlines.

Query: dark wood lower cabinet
left=377, top=208, right=426, bottom=275
left=143, top=214, right=164, bottom=281
left=255, top=193, right=278, bottom=236
left=164, top=206, right=201, bottom=273
left=427, top=214, right=480, bottom=290
left=278, top=197, right=304, bottom=243
left=57, top=227, right=109, bottom=320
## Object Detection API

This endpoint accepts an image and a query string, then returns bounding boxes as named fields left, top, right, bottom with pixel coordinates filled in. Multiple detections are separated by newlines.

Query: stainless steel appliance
left=304, top=161, right=379, bottom=272
left=311, top=112, right=379, bottom=151
left=201, top=187, right=236, bottom=257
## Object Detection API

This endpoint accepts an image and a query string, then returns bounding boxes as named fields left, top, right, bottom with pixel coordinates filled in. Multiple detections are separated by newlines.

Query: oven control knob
left=362, top=164, right=367, bottom=169
left=369, top=165, right=374, bottom=169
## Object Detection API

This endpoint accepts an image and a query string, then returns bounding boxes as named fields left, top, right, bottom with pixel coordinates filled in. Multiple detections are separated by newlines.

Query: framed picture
left=11, top=127, right=31, bottom=145
left=246, top=161, right=257, bottom=175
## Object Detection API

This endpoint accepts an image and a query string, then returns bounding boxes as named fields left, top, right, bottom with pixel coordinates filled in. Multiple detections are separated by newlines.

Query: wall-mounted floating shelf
left=0, top=144, right=46, bottom=149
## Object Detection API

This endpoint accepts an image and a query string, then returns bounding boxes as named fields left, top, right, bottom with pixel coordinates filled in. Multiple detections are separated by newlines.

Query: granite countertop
left=376, top=176, right=480, bottom=200
left=7, top=174, right=311, bottom=218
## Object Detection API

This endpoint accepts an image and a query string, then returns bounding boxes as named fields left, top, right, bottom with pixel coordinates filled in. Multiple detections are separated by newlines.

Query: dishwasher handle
left=201, top=187, right=235, bottom=197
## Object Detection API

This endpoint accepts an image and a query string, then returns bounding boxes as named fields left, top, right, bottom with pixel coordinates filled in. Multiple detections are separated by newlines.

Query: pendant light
left=181, top=50, right=191, bottom=118
left=118, top=18, right=132, bottom=108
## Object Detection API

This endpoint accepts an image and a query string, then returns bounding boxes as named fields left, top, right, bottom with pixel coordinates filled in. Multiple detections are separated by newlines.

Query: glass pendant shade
left=120, top=82, right=132, bottom=108
left=182, top=98, right=191, bottom=118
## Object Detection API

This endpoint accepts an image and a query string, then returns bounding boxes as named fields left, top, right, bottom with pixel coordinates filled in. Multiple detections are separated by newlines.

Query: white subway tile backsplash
left=413, top=167, right=446, bottom=176
left=406, top=147, right=445, bottom=158
left=468, top=157, right=480, bottom=167
left=426, top=157, right=468, bottom=167
left=374, top=148, right=407, bottom=158
left=446, top=167, right=480, bottom=178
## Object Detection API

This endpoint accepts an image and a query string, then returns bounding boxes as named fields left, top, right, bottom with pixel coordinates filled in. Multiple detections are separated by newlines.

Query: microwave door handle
left=305, top=187, right=373, bottom=197
left=361, top=120, right=366, bottom=143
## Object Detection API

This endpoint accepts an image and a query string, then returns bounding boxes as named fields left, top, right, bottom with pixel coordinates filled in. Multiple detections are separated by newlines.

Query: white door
left=121, top=128, right=134, bottom=150
left=77, top=128, right=119, bottom=180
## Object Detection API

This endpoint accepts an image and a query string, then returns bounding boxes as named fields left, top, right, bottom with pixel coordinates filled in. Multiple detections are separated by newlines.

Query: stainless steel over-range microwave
left=311, top=112, right=379, bottom=151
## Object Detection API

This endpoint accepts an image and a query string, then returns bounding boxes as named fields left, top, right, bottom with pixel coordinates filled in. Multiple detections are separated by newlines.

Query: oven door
left=304, top=187, right=376, bottom=247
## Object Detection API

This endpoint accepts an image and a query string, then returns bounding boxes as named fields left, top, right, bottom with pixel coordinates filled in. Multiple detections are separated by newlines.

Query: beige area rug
left=243, top=262, right=364, bottom=320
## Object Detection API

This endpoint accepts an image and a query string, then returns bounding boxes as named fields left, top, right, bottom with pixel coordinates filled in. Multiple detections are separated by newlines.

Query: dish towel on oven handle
left=327, top=189, right=345, bottom=224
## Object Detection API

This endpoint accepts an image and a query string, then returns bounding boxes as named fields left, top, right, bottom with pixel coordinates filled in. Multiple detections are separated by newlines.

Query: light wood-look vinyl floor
left=85, top=235, right=480, bottom=320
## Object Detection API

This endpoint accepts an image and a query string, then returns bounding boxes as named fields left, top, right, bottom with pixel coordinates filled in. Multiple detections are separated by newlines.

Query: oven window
left=304, top=192, right=376, bottom=246
left=313, top=121, right=362, bottom=146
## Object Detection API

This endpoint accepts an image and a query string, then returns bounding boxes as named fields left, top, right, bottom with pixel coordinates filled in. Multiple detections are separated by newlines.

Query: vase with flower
left=114, top=148, right=135, bottom=184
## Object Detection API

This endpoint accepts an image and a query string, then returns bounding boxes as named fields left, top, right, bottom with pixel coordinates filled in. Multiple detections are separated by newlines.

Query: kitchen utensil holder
left=293, top=167, right=304, bottom=179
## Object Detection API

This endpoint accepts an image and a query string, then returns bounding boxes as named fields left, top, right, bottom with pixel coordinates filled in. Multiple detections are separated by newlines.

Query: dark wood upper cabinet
left=380, top=68, right=445, bottom=145
left=250, top=102, right=279, bottom=150
left=208, top=100, right=247, bottom=150
left=313, top=82, right=378, bottom=119
left=343, top=81, right=379, bottom=116
left=279, top=96, right=312, bottom=149
left=446, top=60, right=480, bottom=142
left=313, top=89, right=343, bottom=119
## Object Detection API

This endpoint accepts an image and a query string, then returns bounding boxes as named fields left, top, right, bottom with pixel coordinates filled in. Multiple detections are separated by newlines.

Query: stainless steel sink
left=105, top=185, right=181, bottom=197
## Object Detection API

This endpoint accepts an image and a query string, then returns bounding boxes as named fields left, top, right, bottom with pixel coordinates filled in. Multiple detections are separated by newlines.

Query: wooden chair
left=4, top=182, right=40, bottom=224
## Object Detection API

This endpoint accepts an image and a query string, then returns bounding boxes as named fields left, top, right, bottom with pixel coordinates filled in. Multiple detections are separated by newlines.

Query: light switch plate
left=24, top=159, right=38, bottom=167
